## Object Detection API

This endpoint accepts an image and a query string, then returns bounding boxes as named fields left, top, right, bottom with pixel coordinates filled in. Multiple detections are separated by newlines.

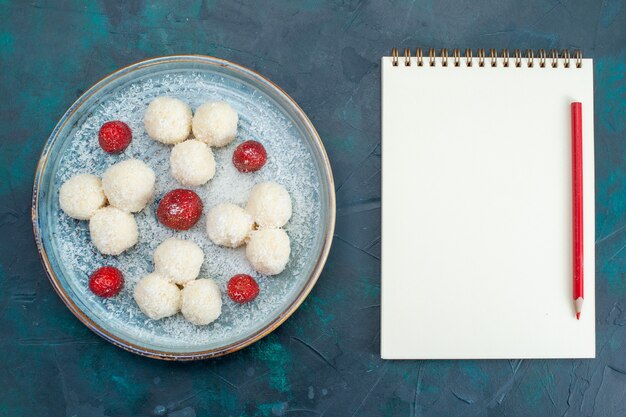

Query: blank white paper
left=381, top=56, right=595, bottom=359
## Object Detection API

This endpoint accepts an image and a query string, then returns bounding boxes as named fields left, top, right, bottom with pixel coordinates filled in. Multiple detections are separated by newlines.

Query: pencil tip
left=576, top=312, right=581, bottom=320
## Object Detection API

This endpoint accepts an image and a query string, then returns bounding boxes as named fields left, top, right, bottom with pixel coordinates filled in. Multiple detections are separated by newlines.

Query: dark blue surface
left=1, top=1, right=625, bottom=416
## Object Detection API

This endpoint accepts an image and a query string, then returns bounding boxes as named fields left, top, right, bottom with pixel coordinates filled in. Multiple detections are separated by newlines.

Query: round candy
left=89, top=266, right=124, bottom=298
left=59, top=174, right=106, bottom=220
left=232, top=140, right=267, bottom=173
left=245, top=228, right=291, bottom=276
left=192, top=101, right=238, bottom=147
left=227, top=274, right=259, bottom=304
left=133, top=272, right=181, bottom=320
left=144, top=97, right=192, bottom=144
left=89, top=207, right=138, bottom=255
left=206, top=203, right=254, bottom=248
left=153, top=237, right=204, bottom=285
left=170, top=139, right=216, bottom=186
left=157, top=189, right=203, bottom=230
left=181, top=279, right=222, bottom=325
left=246, top=182, right=292, bottom=228
left=98, top=121, right=132, bottom=153
left=102, top=159, right=155, bottom=213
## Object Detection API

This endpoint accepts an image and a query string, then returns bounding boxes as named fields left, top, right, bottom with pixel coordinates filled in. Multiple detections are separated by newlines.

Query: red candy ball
left=157, top=189, right=203, bottom=230
left=98, top=121, right=132, bottom=153
left=227, top=274, right=260, bottom=304
left=232, top=140, right=267, bottom=173
left=89, top=266, right=124, bottom=298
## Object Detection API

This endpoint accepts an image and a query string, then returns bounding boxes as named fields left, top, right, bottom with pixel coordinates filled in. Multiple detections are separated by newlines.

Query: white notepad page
left=381, top=55, right=595, bottom=359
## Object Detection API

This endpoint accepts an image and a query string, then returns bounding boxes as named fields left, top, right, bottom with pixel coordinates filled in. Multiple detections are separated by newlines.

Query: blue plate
left=32, top=56, right=335, bottom=360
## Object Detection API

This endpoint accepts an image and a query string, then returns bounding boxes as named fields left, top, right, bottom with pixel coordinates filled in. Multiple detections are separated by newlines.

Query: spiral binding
left=390, top=48, right=582, bottom=68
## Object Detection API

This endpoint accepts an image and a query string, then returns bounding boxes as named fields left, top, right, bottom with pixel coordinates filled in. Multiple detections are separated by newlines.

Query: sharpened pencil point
left=576, top=312, right=580, bottom=320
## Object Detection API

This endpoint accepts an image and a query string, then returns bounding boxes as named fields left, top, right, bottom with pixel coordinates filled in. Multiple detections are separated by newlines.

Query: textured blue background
left=1, top=1, right=625, bottom=416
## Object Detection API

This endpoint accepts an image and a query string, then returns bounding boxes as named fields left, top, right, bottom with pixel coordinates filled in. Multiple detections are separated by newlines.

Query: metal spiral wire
left=391, top=48, right=582, bottom=68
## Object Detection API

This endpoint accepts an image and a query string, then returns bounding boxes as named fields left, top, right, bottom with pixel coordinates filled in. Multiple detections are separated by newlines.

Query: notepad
left=381, top=49, right=595, bottom=359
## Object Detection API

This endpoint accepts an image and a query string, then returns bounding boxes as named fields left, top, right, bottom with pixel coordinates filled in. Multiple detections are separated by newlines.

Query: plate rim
left=31, top=54, right=336, bottom=361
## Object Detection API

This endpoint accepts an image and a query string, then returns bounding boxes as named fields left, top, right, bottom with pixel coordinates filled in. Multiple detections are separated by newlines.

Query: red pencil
left=571, top=102, right=584, bottom=320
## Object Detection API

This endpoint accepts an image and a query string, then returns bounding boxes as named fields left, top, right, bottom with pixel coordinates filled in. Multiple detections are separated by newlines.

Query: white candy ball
left=170, top=139, right=216, bottom=186
left=89, top=207, right=138, bottom=255
left=133, top=272, right=181, bottom=320
left=153, top=237, right=204, bottom=285
left=206, top=203, right=254, bottom=248
left=181, top=279, right=222, bottom=325
left=102, top=159, right=155, bottom=213
left=59, top=174, right=106, bottom=220
left=246, top=228, right=291, bottom=276
left=246, top=182, right=292, bottom=228
left=192, top=101, right=238, bottom=147
left=144, top=97, right=192, bottom=144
